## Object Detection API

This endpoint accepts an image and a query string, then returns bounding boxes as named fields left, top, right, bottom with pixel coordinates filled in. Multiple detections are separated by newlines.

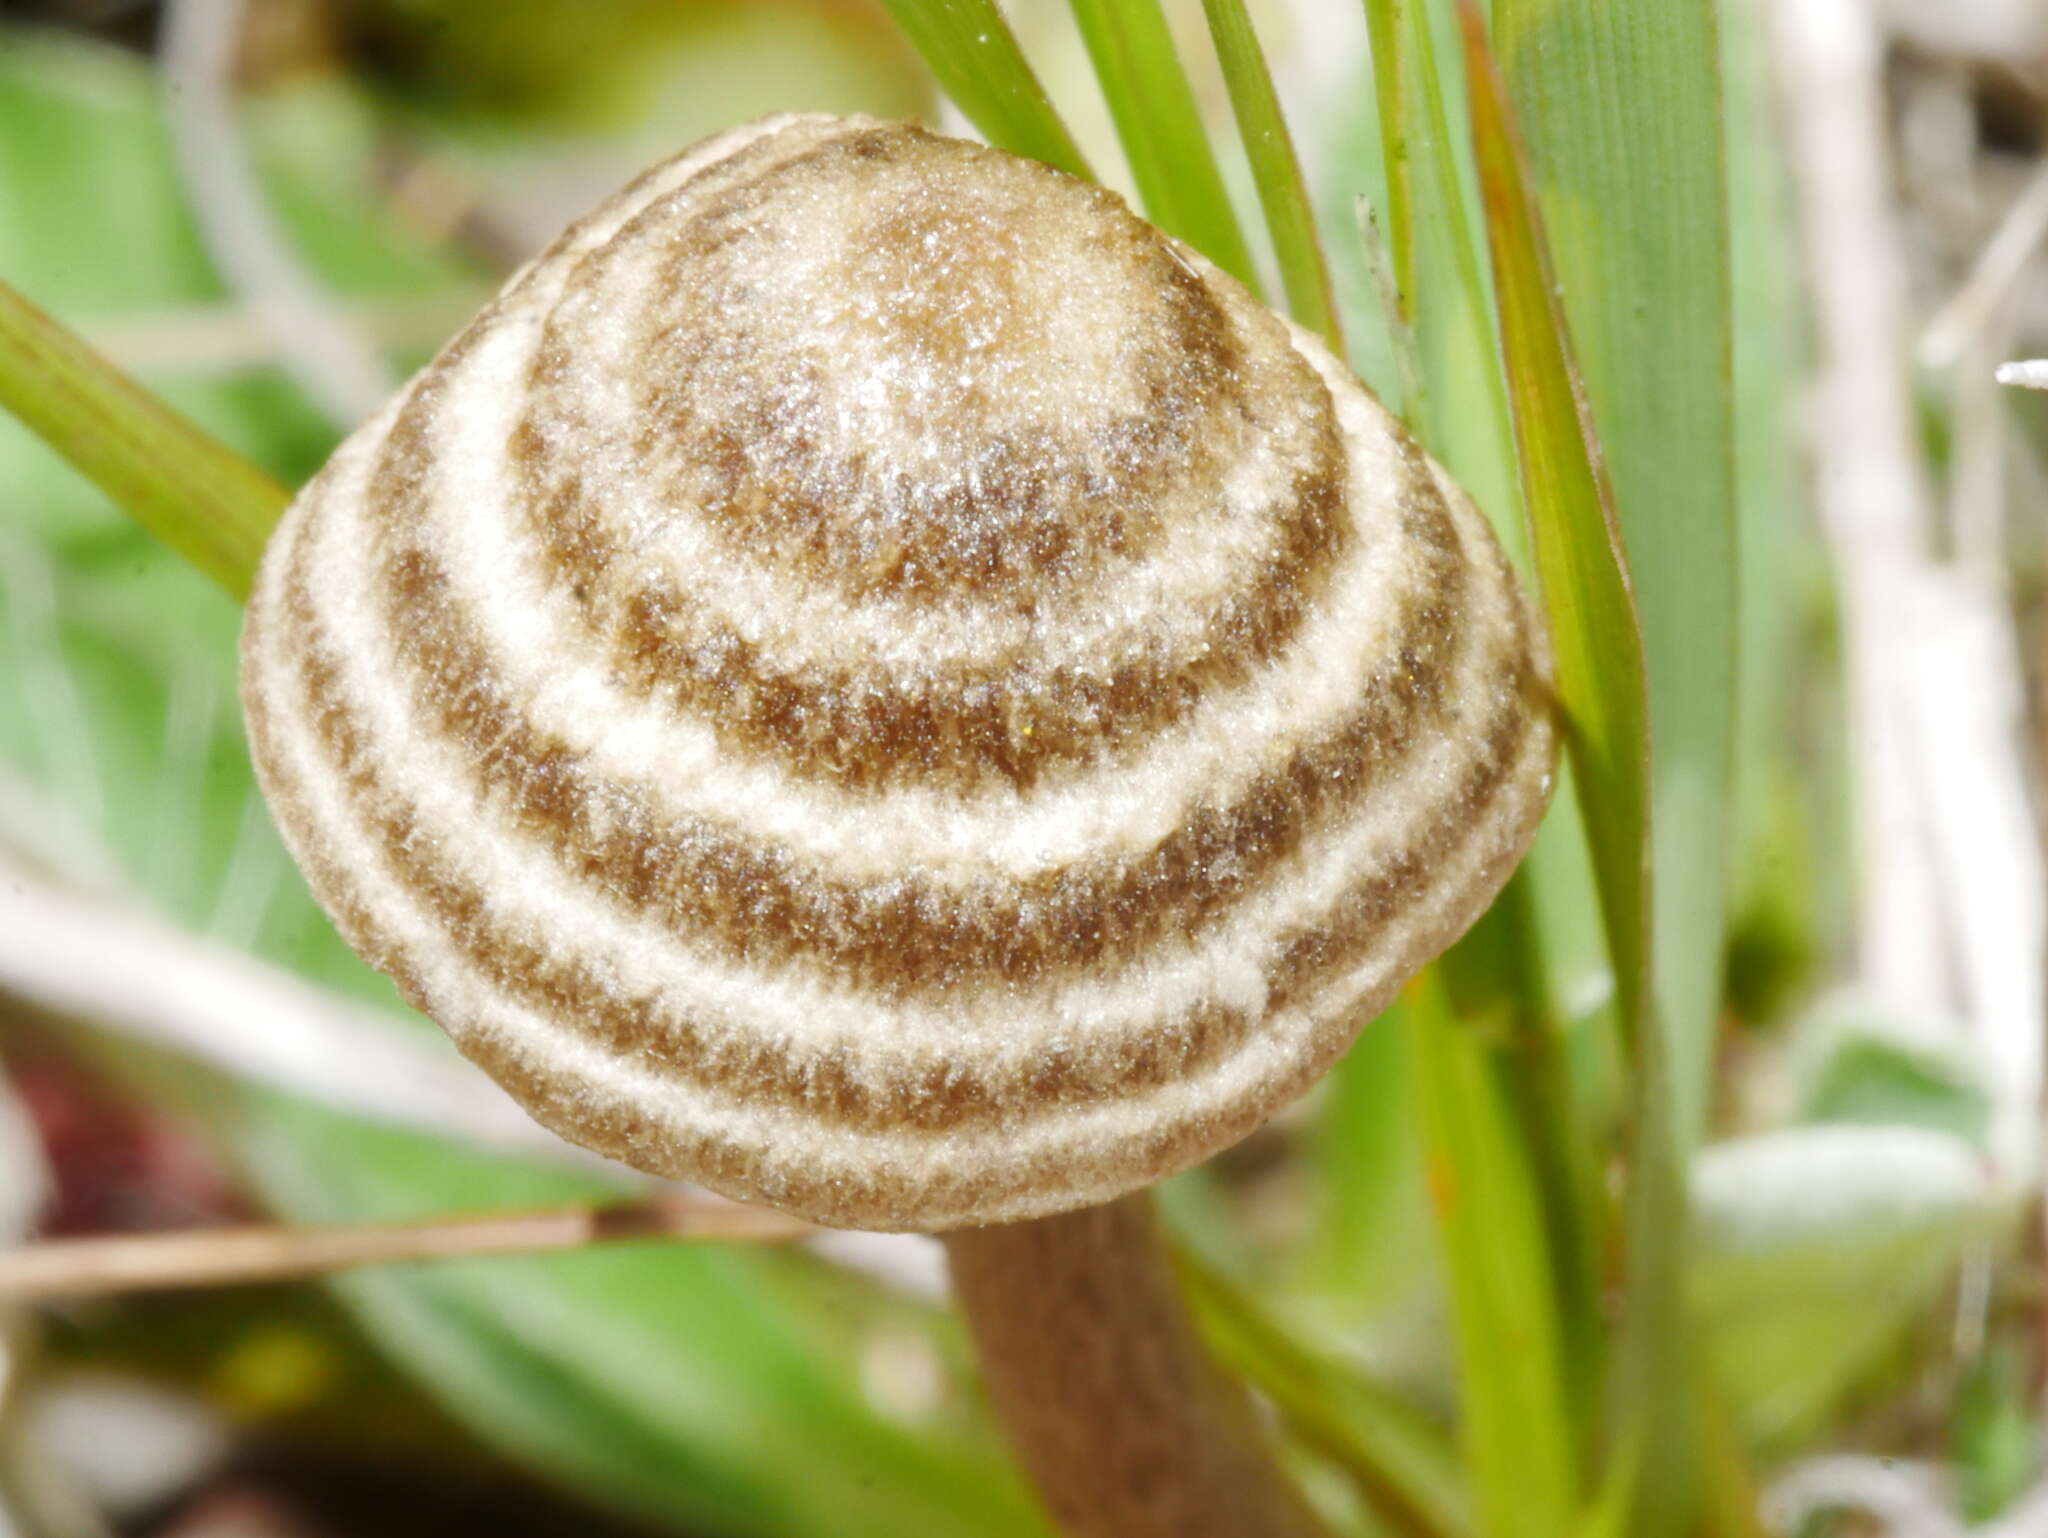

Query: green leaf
left=1803, top=1036, right=1992, bottom=1149
left=1953, top=1344, right=2041, bottom=1523
left=1408, top=974, right=1578, bottom=1538
left=1199, top=0, right=1342, bottom=346
left=1492, top=0, right=1735, bottom=1152
left=0, top=39, right=370, bottom=960
left=1692, top=1125, right=2012, bottom=1447
left=1066, top=0, right=1261, bottom=290
left=877, top=0, right=1091, bottom=177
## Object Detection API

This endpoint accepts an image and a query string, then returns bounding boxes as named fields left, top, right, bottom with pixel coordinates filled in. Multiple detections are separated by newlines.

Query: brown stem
left=944, top=1194, right=1328, bottom=1538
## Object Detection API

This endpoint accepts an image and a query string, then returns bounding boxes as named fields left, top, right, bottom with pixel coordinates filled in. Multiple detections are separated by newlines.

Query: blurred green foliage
left=0, top=3, right=2034, bottom=1536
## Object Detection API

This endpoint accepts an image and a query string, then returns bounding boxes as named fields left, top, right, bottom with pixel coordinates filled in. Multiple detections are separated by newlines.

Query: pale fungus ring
left=239, top=113, right=1556, bottom=1234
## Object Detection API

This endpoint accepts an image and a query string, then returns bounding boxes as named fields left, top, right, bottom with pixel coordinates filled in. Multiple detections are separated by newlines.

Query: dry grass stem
left=1773, top=0, right=1948, bottom=1017
left=159, top=0, right=392, bottom=425
left=1774, top=0, right=2047, bottom=1189
left=0, top=1198, right=812, bottom=1303
left=1920, top=158, right=2048, bottom=372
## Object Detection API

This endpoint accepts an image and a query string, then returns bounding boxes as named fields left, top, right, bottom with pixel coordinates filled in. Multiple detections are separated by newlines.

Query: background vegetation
left=0, top=1, right=2041, bottom=1535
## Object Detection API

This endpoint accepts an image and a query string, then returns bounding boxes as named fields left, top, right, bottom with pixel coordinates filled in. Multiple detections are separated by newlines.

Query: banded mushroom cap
left=240, top=114, right=1556, bottom=1233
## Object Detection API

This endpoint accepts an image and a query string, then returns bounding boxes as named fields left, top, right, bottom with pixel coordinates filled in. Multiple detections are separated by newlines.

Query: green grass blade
left=1457, top=3, right=1649, bottom=1067
left=1365, top=12, right=1623, bottom=1362
left=1408, top=972, right=1578, bottom=1538
left=1199, top=0, right=1340, bottom=345
left=1457, top=10, right=1696, bottom=1533
left=1721, top=0, right=1819, bottom=1029
left=1490, top=0, right=1735, bottom=1150
left=1351, top=193, right=1426, bottom=423
left=1445, top=876, right=1606, bottom=1430
left=1066, top=0, right=1261, bottom=291
left=877, top=0, right=1091, bottom=178
left=1180, top=1249, right=1466, bottom=1538
left=1351, top=0, right=1615, bottom=1451
left=1359, top=0, right=1523, bottom=563
left=1295, top=997, right=1435, bottom=1323
left=247, top=1103, right=1051, bottom=1538
left=0, top=280, right=285, bottom=598
left=1361, top=1, right=1415, bottom=329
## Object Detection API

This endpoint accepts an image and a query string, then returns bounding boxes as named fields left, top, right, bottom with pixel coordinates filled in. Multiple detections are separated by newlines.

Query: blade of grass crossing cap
left=877, top=0, right=1092, bottom=178
left=1066, top=0, right=1262, bottom=293
left=1199, top=0, right=1342, bottom=347
left=1361, top=0, right=1415, bottom=330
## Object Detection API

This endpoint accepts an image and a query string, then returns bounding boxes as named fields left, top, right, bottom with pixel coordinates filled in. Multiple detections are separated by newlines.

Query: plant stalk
left=0, top=279, right=284, bottom=597
left=944, top=1193, right=1328, bottom=1538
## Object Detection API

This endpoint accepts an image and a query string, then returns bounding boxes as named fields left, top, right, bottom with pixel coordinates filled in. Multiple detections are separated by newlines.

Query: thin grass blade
left=1407, top=970, right=1578, bottom=1538
left=0, top=279, right=284, bottom=598
left=1443, top=875, right=1605, bottom=1428
left=1199, top=0, right=1340, bottom=346
left=1358, top=0, right=1522, bottom=560
left=1360, top=0, right=1415, bottom=328
left=1179, top=1248, right=1466, bottom=1538
left=1490, top=0, right=1735, bottom=1151
left=1456, top=3, right=1649, bottom=1060
left=1352, top=0, right=1612, bottom=1456
left=1066, top=0, right=1260, bottom=291
left=1456, top=9, right=1694, bottom=1533
left=877, top=0, right=1091, bottom=178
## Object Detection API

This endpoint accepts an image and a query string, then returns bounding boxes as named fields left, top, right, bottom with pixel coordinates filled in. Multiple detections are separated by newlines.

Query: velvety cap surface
left=240, top=115, right=1555, bottom=1231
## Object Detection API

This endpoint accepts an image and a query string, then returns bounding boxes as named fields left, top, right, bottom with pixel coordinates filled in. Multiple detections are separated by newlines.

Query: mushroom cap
left=240, top=115, right=1556, bottom=1232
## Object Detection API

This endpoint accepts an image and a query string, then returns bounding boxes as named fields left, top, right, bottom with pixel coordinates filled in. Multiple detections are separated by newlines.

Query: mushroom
left=239, top=115, right=1556, bottom=1538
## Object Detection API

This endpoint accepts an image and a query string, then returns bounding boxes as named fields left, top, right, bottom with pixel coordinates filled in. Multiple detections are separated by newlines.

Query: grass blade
left=1352, top=0, right=1614, bottom=1464
left=1444, top=876, right=1606, bottom=1430
left=1066, top=0, right=1261, bottom=291
left=1199, top=0, right=1341, bottom=346
left=1358, top=0, right=1523, bottom=561
left=1180, top=1248, right=1466, bottom=1538
left=1361, top=1, right=1415, bottom=330
left=1407, top=971, right=1578, bottom=1538
left=1457, top=3, right=1649, bottom=1090
left=877, top=0, right=1092, bottom=178
left=0, top=279, right=285, bottom=598
left=1491, top=0, right=1735, bottom=1150
left=1457, top=9, right=1697, bottom=1534
left=1721, top=0, right=1819, bottom=1031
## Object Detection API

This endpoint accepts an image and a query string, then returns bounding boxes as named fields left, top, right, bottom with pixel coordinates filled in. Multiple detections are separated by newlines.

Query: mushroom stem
left=944, top=1194, right=1328, bottom=1538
